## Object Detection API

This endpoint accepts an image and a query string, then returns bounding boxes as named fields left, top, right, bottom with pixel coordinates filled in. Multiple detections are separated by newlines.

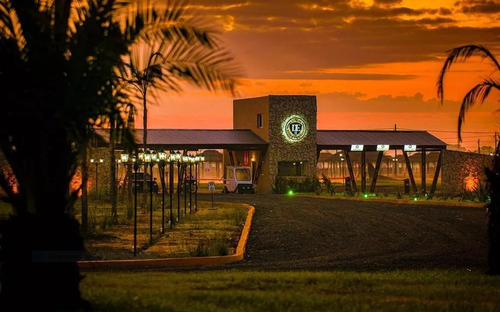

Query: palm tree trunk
left=142, top=91, right=148, bottom=209
left=81, top=146, right=89, bottom=233
left=110, top=115, right=118, bottom=219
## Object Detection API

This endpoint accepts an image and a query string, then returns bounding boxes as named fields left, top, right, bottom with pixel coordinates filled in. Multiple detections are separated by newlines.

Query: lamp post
left=189, top=154, right=194, bottom=214
left=339, top=153, right=345, bottom=184
left=132, top=153, right=140, bottom=256
left=174, top=151, right=182, bottom=221
left=158, top=150, right=167, bottom=234
left=182, top=154, right=189, bottom=216
left=144, top=149, right=154, bottom=245
left=168, top=152, right=174, bottom=228
left=115, top=159, right=121, bottom=181
left=90, top=157, right=104, bottom=197
left=194, top=154, right=202, bottom=213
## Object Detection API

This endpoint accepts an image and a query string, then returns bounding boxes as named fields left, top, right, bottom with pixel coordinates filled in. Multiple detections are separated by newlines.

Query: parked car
left=118, top=172, right=159, bottom=193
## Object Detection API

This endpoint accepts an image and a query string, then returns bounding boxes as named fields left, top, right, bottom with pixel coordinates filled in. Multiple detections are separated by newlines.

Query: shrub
left=322, top=174, right=335, bottom=195
left=190, top=240, right=209, bottom=257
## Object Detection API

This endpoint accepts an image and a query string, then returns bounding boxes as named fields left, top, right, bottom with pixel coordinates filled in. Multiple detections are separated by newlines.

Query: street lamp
left=189, top=154, right=195, bottom=214
left=131, top=153, right=141, bottom=257
left=194, top=154, right=203, bottom=212
left=174, top=151, right=182, bottom=222
left=90, top=157, right=104, bottom=197
left=339, top=153, right=345, bottom=184
left=168, top=152, right=174, bottom=228
left=143, top=149, right=154, bottom=245
left=158, top=150, right=167, bottom=234
left=182, top=154, right=189, bottom=216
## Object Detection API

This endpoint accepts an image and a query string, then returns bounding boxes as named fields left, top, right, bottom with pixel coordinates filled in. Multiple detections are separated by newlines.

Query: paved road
left=199, top=193, right=488, bottom=272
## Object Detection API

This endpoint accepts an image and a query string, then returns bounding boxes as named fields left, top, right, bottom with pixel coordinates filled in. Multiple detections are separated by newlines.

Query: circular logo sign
left=282, top=115, right=308, bottom=142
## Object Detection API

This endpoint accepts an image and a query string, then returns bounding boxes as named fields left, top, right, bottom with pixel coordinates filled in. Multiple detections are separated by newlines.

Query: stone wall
left=268, top=95, right=317, bottom=188
left=441, top=149, right=493, bottom=195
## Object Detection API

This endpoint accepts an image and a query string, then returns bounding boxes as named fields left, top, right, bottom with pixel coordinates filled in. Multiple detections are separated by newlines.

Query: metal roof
left=96, top=129, right=446, bottom=151
left=132, top=129, right=268, bottom=150
left=317, top=130, right=446, bottom=150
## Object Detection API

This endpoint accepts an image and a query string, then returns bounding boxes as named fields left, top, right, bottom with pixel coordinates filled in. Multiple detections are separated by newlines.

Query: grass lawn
left=80, top=269, right=500, bottom=312
left=80, top=198, right=248, bottom=260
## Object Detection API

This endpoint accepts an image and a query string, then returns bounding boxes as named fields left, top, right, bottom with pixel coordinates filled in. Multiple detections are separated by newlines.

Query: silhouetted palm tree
left=0, top=1, right=220, bottom=310
left=437, top=44, right=500, bottom=275
left=120, top=0, right=240, bottom=193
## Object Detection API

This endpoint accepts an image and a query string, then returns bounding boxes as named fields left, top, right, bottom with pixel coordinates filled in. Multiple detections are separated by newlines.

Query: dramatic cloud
left=456, top=0, right=500, bottom=14
left=186, top=0, right=500, bottom=79
left=374, top=0, right=403, bottom=6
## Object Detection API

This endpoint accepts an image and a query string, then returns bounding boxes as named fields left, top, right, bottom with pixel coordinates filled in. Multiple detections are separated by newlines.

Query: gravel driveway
left=200, top=193, right=488, bottom=272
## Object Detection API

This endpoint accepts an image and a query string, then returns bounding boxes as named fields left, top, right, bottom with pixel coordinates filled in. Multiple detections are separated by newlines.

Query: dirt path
left=199, top=193, right=488, bottom=272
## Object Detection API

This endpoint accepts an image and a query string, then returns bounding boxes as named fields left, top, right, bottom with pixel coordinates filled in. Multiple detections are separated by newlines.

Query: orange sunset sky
left=142, top=0, right=500, bottom=151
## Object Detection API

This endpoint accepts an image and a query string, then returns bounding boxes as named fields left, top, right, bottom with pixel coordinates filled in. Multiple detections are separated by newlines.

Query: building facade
left=233, top=95, right=317, bottom=193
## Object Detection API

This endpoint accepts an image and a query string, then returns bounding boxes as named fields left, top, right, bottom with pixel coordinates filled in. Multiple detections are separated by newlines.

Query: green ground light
left=288, top=190, right=294, bottom=196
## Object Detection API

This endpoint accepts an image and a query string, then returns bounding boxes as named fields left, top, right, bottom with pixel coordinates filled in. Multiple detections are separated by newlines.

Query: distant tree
left=481, top=145, right=495, bottom=155
left=437, top=44, right=500, bottom=275
left=446, top=144, right=467, bottom=152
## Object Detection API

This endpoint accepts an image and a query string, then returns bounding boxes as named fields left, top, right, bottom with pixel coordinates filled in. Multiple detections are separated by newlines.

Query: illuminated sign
left=404, top=145, right=416, bottom=152
left=351, top=144, right=364, bottom=151
left=377, top=144, right=390, bottom=151
left=282, top=115, right=308, bottom=142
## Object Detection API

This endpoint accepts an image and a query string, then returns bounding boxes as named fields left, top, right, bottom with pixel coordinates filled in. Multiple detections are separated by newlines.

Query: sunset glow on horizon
left=142, top=0, right=500, bottom=151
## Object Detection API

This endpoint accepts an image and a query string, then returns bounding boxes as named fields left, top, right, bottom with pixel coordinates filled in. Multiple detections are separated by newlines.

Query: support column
left=421, top=148, right=427, bottom=192
left=403, top=151, right=418, bottom=193
left=344, top=150, right=357, bottom=192
left=370, top=151, right=383, bottom=193
left=429, top=150, right=442, bottom=198
left=361, top=151, right=366, bottom=193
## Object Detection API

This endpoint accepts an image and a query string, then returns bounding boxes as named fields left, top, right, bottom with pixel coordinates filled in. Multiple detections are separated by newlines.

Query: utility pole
left=478, top=138, right=480, bottom=154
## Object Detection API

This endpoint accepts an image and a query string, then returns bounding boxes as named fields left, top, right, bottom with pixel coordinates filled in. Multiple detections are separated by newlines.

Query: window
left=235, top=168, right=251, bottom=181
left=278, top=161, right=305, bottom=176
left=257, top=113, right=263, bottom=128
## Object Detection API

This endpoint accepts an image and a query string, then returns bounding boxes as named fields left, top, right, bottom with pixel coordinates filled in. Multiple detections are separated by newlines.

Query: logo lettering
left=282, top=115, right=308, bottom=142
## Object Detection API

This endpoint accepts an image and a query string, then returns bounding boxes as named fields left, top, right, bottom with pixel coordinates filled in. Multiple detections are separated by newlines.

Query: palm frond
left=122, top=0, right=218, bottom=48
left=457, top=78, right=500, bottom=141
left=156, top=38, right=242, bottom=95
left=437, top=45, right=500, bottom=103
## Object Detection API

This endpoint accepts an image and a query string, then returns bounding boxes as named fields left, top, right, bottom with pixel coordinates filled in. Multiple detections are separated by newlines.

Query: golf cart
left=223, top=166, right=254, bottom=194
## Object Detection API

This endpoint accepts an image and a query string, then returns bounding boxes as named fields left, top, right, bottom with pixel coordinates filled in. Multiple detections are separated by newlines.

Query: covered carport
left=316, top=130, right=447, bottom=197
left=124, top=129, right=268, bottom=185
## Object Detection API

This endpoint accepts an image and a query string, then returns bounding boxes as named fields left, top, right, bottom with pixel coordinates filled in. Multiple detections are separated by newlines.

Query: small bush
left=213, top=240, right=230, bottom=256
left=272, top=176, right=288, bottom=194
left=100, top=215, right=118, bottom=231
left=190, top=240, right=209, bottom=257
left=322, top=174, right=335, bottom=196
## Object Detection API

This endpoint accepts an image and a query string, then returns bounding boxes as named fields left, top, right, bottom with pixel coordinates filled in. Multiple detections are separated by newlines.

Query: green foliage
left=213, top=239, right=230, bottom=256
left=321, top=174, right=335, bottom=195
left=272, top=176, right=322, bottom=194
left=189, top=240, right=210, bottom=257
left=272, top=175, right=288, bottom=194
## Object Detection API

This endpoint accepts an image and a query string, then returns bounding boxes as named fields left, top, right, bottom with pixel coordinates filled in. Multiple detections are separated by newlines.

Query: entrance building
left=99, top=95, right=447, bottom=194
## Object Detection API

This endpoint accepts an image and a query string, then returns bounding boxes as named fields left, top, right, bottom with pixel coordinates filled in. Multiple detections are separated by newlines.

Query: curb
left=302, top=194, right=486, bottom=208
left=78, top=204, right=255, bottom=270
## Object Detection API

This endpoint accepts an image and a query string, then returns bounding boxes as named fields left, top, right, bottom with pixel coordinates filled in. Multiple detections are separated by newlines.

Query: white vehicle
left=223, top=166, right=254, bottom=194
